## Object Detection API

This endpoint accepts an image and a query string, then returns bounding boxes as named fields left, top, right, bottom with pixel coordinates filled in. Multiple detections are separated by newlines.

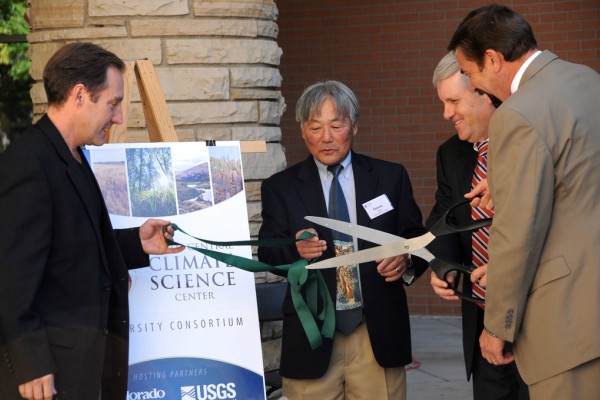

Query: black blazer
left=425, top=134, right=483, bottom=380
left=258, top=152, right=427, bottom=379
left=0, top=115, right=149, bottom=400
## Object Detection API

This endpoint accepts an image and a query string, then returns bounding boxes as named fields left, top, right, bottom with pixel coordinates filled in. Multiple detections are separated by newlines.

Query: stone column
left=27, top=0, right=286, bottom=244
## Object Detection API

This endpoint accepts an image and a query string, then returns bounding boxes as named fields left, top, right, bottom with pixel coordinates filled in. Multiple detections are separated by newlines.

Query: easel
left=108, top=59, right=267, bottom=154
left=106, top=61, right=270, bottom=398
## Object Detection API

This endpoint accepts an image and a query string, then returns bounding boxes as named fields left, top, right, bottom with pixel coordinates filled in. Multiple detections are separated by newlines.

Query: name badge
left=362, top=194, right=393, bottom=219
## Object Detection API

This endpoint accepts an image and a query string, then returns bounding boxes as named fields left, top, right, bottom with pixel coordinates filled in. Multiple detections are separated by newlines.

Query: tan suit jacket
left=485, top=51, right=600, bottom=385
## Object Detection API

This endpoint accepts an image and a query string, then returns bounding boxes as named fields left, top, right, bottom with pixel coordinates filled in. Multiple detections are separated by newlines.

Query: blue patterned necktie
left=328, top=164, right=363, bottom=335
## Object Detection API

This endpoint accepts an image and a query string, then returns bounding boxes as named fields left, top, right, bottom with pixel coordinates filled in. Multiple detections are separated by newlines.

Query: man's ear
left=71, top=83, right=86, bottom=106
left=352, top=121, right=359, bottom=136
left=484, top=49, right=503, bottom=73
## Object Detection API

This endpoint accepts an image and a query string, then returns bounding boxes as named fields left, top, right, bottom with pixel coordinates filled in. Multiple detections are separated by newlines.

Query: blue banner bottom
left=127, top=357, right=265, bottom=400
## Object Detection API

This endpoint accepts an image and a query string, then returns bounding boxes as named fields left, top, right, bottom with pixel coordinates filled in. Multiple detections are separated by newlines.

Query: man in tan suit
left=448, top=4, right=600, bottom=400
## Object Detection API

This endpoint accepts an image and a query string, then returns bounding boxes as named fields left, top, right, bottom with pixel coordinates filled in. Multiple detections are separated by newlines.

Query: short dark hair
left=448, top=4, right=537, bottom=68
left=43, top=42, right=125, bottom=106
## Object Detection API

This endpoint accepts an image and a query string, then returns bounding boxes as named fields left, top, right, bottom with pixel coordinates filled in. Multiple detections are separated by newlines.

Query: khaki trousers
left=282, top=322, right=406, bottom=400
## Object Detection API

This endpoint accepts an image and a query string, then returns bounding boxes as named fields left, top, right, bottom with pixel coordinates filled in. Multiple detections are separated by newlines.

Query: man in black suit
left=427, top=52, right=528, bottom=399
left=258, top=80, right=427, bottom=399
left=0, top=42, right=184, bottom=400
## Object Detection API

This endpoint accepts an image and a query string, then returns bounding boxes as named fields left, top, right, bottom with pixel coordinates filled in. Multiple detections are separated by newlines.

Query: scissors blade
left=412, top=246, right=435, bottom=263
left=305, top=216, right=402, bottom=244
left=304, top=232, right=436, bottom=270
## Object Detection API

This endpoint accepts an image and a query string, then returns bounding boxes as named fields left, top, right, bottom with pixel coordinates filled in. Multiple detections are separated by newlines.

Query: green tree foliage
left=0, top=0, right=30, bottom=79
left=0, top=0, right=32, bottom=148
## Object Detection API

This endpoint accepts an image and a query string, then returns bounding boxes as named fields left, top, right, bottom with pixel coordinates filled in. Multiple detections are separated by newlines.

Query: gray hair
left=295, top=80, right=360, bottom=127
left=432, top=52, right=470, bottom=89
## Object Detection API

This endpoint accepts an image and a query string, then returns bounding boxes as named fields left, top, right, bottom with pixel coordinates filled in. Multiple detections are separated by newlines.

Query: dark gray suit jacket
left=425, top=134, right=483, bottom=380
left=0, top=115, right=149, bottom=400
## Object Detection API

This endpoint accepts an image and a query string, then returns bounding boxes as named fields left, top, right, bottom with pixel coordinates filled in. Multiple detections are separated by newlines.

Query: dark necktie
left=471, top=141, right=494, bottom=307
left=328, top=164, right=363, bottom=335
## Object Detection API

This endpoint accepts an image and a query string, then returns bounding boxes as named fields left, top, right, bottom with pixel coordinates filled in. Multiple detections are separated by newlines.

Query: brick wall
left=276, top=0, right=600, bottom=315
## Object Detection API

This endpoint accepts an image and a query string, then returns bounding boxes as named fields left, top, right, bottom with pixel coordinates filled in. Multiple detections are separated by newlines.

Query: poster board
left=85, top=141, right=266, bottom=400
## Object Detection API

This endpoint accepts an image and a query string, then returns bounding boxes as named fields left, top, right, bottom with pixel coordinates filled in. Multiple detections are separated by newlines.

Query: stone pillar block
left=230, top=66, right=282, bottom=88
left=259, top=99, right=284, bottom=125
left=27, top=26, right=127, bottom=43
left=89, top=0, right=189, bottom=16
left=130, top=18, right=257, bottom=37
left=166, top=38, right=282, bottom=65
left=129, top=67, right=230, bottom=102
left=193, top=0, right=278, bottom=20
left=28, top=0, right=85, bottom=29
left=242, top=143, right=286, bottom=180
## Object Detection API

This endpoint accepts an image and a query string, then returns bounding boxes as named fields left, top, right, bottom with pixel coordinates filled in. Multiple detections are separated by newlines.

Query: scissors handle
left=429, top=258, right=484, bottom=305
left=429, top=198, right=492, bottom=237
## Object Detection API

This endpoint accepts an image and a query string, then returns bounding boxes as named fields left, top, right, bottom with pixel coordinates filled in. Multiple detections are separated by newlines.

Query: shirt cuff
left=402, top=255, right=415, bottom=285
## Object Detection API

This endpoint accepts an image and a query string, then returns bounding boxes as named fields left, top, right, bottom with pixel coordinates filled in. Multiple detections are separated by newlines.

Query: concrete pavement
left=407, top=315, right=472, bottom=399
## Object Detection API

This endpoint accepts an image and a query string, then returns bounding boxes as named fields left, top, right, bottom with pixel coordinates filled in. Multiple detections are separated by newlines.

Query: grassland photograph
left=89, top=147, right=130, bottom=216
left=94, top=161, right=130, bottom=216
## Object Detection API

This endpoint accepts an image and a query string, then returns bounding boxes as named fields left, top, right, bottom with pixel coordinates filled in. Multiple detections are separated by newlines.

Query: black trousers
left=472, top=345, right=529, bottom=400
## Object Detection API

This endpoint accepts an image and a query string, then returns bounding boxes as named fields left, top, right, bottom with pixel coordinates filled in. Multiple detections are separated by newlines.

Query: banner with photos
left=85, top=141, right=265, bottom=400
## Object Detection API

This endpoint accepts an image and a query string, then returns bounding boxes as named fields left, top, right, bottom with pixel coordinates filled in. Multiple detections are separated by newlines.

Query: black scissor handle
left=429, top=198, right=492, bottom=237
left=429, top=258, right=484, bottom=304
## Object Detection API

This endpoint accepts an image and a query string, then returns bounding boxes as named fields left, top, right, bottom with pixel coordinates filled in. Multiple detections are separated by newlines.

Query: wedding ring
left=395, top=267, right=400, bottom=273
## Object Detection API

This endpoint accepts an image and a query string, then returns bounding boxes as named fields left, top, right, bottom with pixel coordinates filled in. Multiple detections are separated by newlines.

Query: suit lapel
left=295, top=157, right=333, bottom=247
left=460, top=142, right=478, bottom=195
left=457, top=142, right=478, bottom=225
left=39, top=115, right=110, bottom=275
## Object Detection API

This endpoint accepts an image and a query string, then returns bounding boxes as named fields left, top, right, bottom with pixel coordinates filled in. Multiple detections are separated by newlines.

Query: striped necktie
left=328, top=164, right=363, bottom=335
left=471, top=141, right=494, bottom=307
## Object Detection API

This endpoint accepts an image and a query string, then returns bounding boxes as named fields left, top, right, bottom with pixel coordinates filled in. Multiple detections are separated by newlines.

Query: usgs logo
left=127, top=388, right=167, bottom=400
left=181, top=383, right=237, bottom=400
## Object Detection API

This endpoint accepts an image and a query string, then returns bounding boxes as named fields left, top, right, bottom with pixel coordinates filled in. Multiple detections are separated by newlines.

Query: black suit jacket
left=258, top=152, right=427, bottom=379
left=425, top=134, right=483, bottom=380
left=0, top=115, right=149, bottom=400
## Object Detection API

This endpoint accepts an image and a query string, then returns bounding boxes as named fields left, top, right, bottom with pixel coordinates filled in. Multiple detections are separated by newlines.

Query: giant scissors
left=305, top=199, right=491, bottom=304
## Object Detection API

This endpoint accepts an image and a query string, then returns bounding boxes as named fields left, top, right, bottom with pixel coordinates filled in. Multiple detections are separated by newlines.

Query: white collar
left=472, top=138, right=489, bottom=152
left=511, top=50, right=542, bottom=94
left=315, top=151, right=352, bottom=180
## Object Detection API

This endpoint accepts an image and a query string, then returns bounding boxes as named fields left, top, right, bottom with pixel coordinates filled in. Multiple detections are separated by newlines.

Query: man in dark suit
left=0, top=42, right=184, bottom=400
left=449, top=4, right=600, bottom=399
left=258, top=80, right=427, bottom=399
left=427, top=52, right=528, bottom=399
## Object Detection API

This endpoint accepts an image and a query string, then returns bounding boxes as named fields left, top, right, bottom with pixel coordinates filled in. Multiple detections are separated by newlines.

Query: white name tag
left=362, top=194, right=393, bottom=219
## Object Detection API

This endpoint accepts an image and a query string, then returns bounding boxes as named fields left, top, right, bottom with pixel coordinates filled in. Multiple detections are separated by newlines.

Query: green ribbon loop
left=170, top=223, right=315, bottom=248
left=166, top=224, right=335, bottom=349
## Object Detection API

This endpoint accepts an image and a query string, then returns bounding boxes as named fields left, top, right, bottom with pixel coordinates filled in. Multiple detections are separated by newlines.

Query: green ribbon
left=167, top=223, right=335, bottom=349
